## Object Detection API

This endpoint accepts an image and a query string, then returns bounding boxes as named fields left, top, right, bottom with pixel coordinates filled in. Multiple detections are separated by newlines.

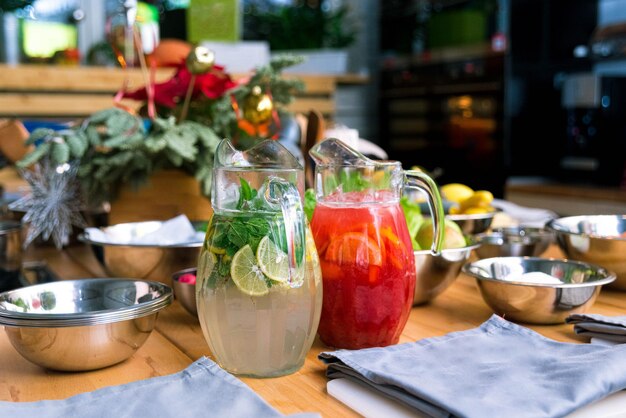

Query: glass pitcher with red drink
left=309, top=138, right=444, bottom=349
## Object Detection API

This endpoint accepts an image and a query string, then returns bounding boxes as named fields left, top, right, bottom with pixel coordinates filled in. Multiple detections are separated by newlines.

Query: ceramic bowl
left=0, top=278, right=172, bottom=371
left=463, top=256, right=615, bottom=324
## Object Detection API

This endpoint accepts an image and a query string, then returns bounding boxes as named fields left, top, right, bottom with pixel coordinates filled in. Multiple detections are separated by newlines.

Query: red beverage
left=310, top=191, right=416, bottom=349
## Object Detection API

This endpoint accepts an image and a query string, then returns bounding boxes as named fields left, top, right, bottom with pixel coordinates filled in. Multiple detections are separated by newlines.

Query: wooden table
left=0, top=244, right=624, bottom=416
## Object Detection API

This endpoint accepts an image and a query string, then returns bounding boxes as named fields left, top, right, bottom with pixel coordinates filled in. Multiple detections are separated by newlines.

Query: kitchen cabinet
left=378, top=0, right=602, bottom=196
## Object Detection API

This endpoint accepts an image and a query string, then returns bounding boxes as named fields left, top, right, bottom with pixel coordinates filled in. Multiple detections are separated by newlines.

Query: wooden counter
left=505, top=179, right=626, bottom=216
left=0, top=243, right=623, bottom=416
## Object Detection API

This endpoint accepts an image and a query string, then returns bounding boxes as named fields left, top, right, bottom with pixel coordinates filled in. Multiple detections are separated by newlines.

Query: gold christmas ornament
left=185, top=46, right=215, bottom=75
left=242, top=86, right=273, bottom=125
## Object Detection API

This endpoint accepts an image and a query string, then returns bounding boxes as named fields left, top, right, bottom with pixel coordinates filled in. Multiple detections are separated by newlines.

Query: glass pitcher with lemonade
left=196, top=139, right=322, bottom=378
left=309, top=138, right=444, bottom=349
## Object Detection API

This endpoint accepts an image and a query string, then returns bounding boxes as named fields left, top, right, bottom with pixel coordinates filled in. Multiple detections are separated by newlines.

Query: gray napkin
left=0, top=357, right=318, bottom=418
left=566, top=313, right=626, bottom=343
left=319, top=315, right=626, bottom=418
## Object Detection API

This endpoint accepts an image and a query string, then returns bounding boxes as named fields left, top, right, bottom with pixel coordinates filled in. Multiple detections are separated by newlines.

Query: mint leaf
left=246, top=218, right=269, bottom=236
left=227, top=222, right=249, bottom=247
left=212, top=223, right=230, bottom=248
left=240, top=177, right=254, bottom=201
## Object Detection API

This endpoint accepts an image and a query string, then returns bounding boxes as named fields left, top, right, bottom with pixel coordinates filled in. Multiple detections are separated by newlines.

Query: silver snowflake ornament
left=9, top=160, right=87, bottom=248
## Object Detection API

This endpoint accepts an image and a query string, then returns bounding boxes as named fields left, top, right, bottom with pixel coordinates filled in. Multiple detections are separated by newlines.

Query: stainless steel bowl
left=546, top=215, right=626, bottom=290
left=0, top=221, right=22, bottom=292
left=474, top=227, right=554, bottom=259
left=79, top=221, right=203, bottom=286
left=0, top=278, right=172, bottom=371
left=172, top=267, right=197, bottom=317
left=447, top=211, right=497, bottom=235
left=463, top=257, right=615, bottom=324
left=413, top=239, right=480, bottom=305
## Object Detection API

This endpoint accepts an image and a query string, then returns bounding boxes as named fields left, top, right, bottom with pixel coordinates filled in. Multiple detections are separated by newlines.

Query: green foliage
left=243, top=1, right=357, bottom=50
left=16, top=56, right=302, bottom=206
left=18, top=108, right=220, bottom=205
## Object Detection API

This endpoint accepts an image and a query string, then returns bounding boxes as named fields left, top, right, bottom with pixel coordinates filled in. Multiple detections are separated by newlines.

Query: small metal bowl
left=463, top=257, right=615, bottom=324
left=474, top=227, right=554, bottom=259
left=172, top=267, right=197, bottom=317
left=413, top=238, right=480, bottom=305
left=447, top=211, right=497, bottom=235
left=0, top=278, right=172, bottom=371
left=79, top=221, right=203, bottom=285
left=0, top=220, right=23, bottom=293
left=547, top=215, right=626, bottom=290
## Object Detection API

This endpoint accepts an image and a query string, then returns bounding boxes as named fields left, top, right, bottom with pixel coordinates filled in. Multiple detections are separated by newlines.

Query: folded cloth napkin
left=566, top=313, right=626, bottom=344
left=0, top=357, right=318, bottom=418
left=319, top=315, right=626, bottom=418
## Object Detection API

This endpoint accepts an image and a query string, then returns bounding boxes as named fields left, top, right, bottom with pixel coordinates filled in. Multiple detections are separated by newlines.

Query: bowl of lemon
left=440, top=183, right=498, bottom=235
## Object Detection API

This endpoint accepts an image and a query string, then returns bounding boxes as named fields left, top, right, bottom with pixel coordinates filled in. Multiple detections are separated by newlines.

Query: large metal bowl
left=413, top=239, right=479, bottom=305
left=474, top=227, right=554, bottom=259
left=79, top=221, right=203, bottom=286
left=546, top=215, right=626, bottom=290
left=463, top=257, right=615, bottom=324
left=0, top=278, right=172, bottom=371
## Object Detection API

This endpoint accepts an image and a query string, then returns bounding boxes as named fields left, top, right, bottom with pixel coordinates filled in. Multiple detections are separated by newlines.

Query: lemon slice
left=256, top=235, right=289, bottom=283
left=196, top=250, right=216, bottom=290
left=231, top=245, right=269, bottom=296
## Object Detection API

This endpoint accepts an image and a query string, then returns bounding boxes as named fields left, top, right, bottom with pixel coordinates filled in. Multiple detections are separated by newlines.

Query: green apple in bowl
left=414, top=218, right=466, bottom=250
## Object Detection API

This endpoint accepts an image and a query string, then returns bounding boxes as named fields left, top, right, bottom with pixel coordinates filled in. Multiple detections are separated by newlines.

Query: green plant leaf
left=50, top=141, right=70, bottom=164
left=26, top=128, right=54, bottom=145
left=85, top=125, right=101, bottom=146
left=65, top=132, right=88, bottom=157
left=227, top=222, right=249, bottom=247
left=16, top=142, right=51, bottom=167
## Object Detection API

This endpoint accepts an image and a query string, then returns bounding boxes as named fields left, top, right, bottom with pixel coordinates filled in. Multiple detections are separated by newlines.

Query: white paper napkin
left=85, top=215, right=204, bottom=246
left=491, top=199, right=558, bottom=228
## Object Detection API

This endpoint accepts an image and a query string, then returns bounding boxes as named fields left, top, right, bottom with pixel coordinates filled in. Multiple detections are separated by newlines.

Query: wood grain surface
left=0, top=243, right=622, bottom=417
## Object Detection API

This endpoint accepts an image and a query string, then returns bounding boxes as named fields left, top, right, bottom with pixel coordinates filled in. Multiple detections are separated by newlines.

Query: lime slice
left=196, top=250, right=216, bottom=289
left=231, top=245, right=269, bottom=296
left=256, top=236, right=290, bottom=283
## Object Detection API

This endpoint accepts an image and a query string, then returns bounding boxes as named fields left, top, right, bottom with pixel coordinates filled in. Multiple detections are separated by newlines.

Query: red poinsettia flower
left=123, top=62, right=238, bottom=108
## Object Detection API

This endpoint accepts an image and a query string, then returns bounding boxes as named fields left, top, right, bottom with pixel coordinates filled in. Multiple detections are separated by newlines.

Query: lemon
left=440, top=183, right=474, bottom=203
left=256, top=235, right=290, bottom=283
left=230, top=245, right=269, bottom=296
left=458, top=190, right=494, bottom=212
left=463, top=206, right=492, bottom=214
left=196, top=250, right=217, bottom=290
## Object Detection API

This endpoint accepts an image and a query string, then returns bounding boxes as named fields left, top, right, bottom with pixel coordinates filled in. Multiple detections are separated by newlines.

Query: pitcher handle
left=404, top=170, right=445, bottom=256
left=265, top=176, right=306, bottom=286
